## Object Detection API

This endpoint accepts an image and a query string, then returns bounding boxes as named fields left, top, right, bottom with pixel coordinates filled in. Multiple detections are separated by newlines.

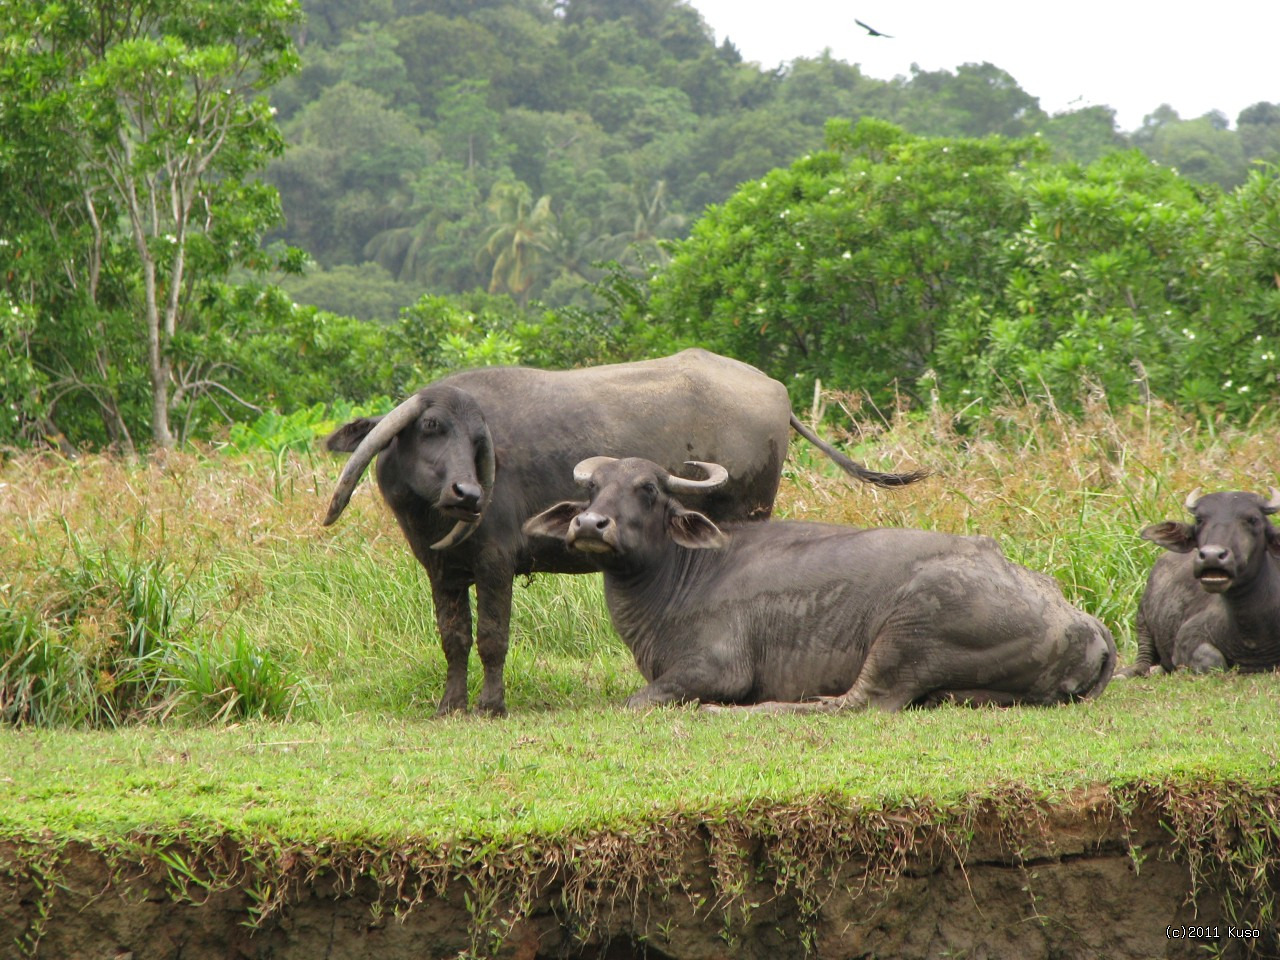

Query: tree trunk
left=142, top=256, right=175, bottom=449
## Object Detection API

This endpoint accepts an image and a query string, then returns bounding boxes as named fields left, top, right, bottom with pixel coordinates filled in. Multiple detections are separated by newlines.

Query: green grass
left=1, top=674, right=1276, bottom=845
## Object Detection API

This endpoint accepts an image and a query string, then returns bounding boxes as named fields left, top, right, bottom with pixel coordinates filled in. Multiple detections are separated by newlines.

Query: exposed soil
left=3, top=787, right=1278, bottom=960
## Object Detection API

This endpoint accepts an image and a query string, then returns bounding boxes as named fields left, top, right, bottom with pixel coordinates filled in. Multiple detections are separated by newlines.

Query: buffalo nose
left=573, top=512, right=612, bottom=534
left=1196, top=545, right=1230, bottom=564
left=570, top=512, right=614, bottom=542
left=452, top=481, right=482, bottom=507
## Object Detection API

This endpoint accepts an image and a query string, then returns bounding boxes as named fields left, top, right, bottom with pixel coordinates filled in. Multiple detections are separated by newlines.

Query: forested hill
left=265, top=0, right=1280, bottom=314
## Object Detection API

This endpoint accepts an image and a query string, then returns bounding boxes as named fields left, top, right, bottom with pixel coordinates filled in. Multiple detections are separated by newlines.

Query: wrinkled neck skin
left=597, top=540, right=726, bottom=680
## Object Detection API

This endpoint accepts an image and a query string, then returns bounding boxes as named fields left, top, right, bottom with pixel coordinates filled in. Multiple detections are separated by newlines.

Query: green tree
left=434, top=80, right=512, bottom=172
left=267, top=82, right=435, bottom=265
left=331, top=23, right=414, bottom=107
left=650, top=118, right=1041, bottom=406
left=395, top=13, right=502, bottom=115
left=897, top=62, right=1047, bottom=139
left=1040, top=106, right=1128, bottom=165
left=1, top=0, right=301, bottom=451
left=277, top=261, right=422, bottom=321
left=936, top=151, right=1210, bottom=406
left=1238, top=102, right=1280, bottom=166
left=1189, top=164, right=1280, bottom=415
left=1134, top=106, right=1247, bottom=188
left=0, top=4, right=140, bottom=450
left=477, top=181, right=559, bottom=305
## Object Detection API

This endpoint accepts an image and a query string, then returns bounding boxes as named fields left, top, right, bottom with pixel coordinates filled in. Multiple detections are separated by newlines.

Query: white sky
left=688, top=1, right=1280, bottom=132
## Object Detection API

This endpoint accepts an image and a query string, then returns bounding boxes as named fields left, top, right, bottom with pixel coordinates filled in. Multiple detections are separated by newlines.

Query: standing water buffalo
left=322, top=349, right=925, bottom=715
left=1123, top=488, right=1280, bottom=676
left=522, top=456, right=1115, bottom=710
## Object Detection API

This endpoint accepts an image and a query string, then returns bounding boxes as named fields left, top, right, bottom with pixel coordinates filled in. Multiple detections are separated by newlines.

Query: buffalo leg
left=626, top=677, right=702, bottom=709
left=433, top=585, right=473, bottom=715
left=628, top=653, right=754, bottom=708
left=1173, top=612, right=1227, bottom=672
left=1118, top=609, right=1161, bottom=677
left=474, top=576, right=513, bottom=716
left=1187, top=642, right=1227, bottom=673
left=834, top=634, right=975, bottom=711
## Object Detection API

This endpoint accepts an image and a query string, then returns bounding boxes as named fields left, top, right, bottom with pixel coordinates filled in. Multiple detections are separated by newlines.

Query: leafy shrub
left=226, top=398, right=393, bottom=456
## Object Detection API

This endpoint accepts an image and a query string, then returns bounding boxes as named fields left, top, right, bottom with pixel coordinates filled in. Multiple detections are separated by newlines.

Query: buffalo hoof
left=434, top=698, right=469, bottom=717
left=1114, top=664, right=1151, bottom=679
left=474, top=699, right=508, bottom=718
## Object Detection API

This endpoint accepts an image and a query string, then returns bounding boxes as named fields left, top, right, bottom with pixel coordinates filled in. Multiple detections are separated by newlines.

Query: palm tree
left=600, top=179, right=686, bottom=269
left=477, top=182, right=558, bottom=306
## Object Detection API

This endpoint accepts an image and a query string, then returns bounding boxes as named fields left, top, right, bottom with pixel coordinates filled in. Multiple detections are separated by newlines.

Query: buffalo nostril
left=593, top=516, right=609, bottom=531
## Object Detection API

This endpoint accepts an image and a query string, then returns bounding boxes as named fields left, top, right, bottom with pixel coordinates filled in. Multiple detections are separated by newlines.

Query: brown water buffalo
left=523, top=456, right=1115, bottom=711
left=322, top=349, right=925, bottom=715
left=1123, top=488, right=1280, bottom=676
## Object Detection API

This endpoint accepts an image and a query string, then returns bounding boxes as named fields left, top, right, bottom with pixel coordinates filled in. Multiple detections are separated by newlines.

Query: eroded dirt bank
left=3, top=786, right=1278, bottom=959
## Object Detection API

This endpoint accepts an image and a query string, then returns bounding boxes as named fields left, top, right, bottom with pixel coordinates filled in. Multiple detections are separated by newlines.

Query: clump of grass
left=0, top=601, right=87, bottom=726
left=166, top=629, right=309, bottom=723
left=0, top=506, right=307, bottom=727
left=0, top=532, right=189, bottom=725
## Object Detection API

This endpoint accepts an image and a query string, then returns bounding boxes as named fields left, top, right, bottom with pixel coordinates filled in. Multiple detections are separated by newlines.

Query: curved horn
left=1183, top=487, right=1202, bottom=513
left=572, top=456, right=618, bottom=486
left=323, top=394, right=427, bottom=526
left=430, top=421, right=496, bottom=551
left=1263, top=486, right=1280, bottom=515
left=662, top=460, right=729, bottom=496
left=430, top=517, right=479, bottom=550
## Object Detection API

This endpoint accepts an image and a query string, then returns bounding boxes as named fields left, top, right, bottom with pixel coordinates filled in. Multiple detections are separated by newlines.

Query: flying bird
left=855, top=18, right=893, bottom=37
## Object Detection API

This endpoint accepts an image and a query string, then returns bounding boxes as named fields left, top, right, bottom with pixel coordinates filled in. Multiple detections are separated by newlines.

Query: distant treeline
left=265, top=0, right=1280, bottom=315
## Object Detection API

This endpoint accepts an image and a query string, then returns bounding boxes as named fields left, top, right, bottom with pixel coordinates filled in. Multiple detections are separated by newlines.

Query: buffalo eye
left=641, top=481, right=659, bottom=500
left=421, top=416, right=440, bottom=434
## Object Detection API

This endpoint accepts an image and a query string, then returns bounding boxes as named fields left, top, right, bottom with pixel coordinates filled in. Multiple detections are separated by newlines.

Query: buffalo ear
left=668, top=506, right=728, bottom=550
left=326, top=416, right=383, bottom=453
left=1140, top=521, right=1196, bottom=553
left=523, top=501, right=588, bottom=541
left=1266, top=521, right=1280, bottom=557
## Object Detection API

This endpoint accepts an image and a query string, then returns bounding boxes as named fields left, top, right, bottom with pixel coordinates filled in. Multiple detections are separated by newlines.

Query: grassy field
left=2, top=399, right=1279, bottom=951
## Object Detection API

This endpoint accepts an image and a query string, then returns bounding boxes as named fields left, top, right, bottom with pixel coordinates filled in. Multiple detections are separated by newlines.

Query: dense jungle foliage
left=2, top=0, right=1279, bottom=453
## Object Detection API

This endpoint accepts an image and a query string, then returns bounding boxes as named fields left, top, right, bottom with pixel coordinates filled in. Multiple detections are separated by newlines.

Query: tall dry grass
left=1, top=397, right=1275, bottom=725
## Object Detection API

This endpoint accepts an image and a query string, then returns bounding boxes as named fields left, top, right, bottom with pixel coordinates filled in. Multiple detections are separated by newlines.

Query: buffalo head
left=324, top=386, right=496, bottom=550
left=523, top=457, right=730, bottom=564
left=1140, top=488, right=1280, bottom=593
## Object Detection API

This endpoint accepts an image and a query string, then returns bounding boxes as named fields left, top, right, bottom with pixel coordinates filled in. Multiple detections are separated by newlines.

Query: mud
left=3, top=790, right=1278, bottom=960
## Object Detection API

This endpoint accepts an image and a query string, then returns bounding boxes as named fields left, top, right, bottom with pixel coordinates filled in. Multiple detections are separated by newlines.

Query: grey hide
left=523, top=456, right=1116, bottom=711
left=322, top=349, right=926, bottom=715
left=1123, top=488, right=1280, bottom=675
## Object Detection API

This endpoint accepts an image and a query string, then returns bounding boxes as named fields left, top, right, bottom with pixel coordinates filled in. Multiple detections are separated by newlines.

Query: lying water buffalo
left=523, top=456, right=1115, bottom=710
left=1122, top=488, right=1280, bottom=676
left=323, top=349, right=925, bottom=715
